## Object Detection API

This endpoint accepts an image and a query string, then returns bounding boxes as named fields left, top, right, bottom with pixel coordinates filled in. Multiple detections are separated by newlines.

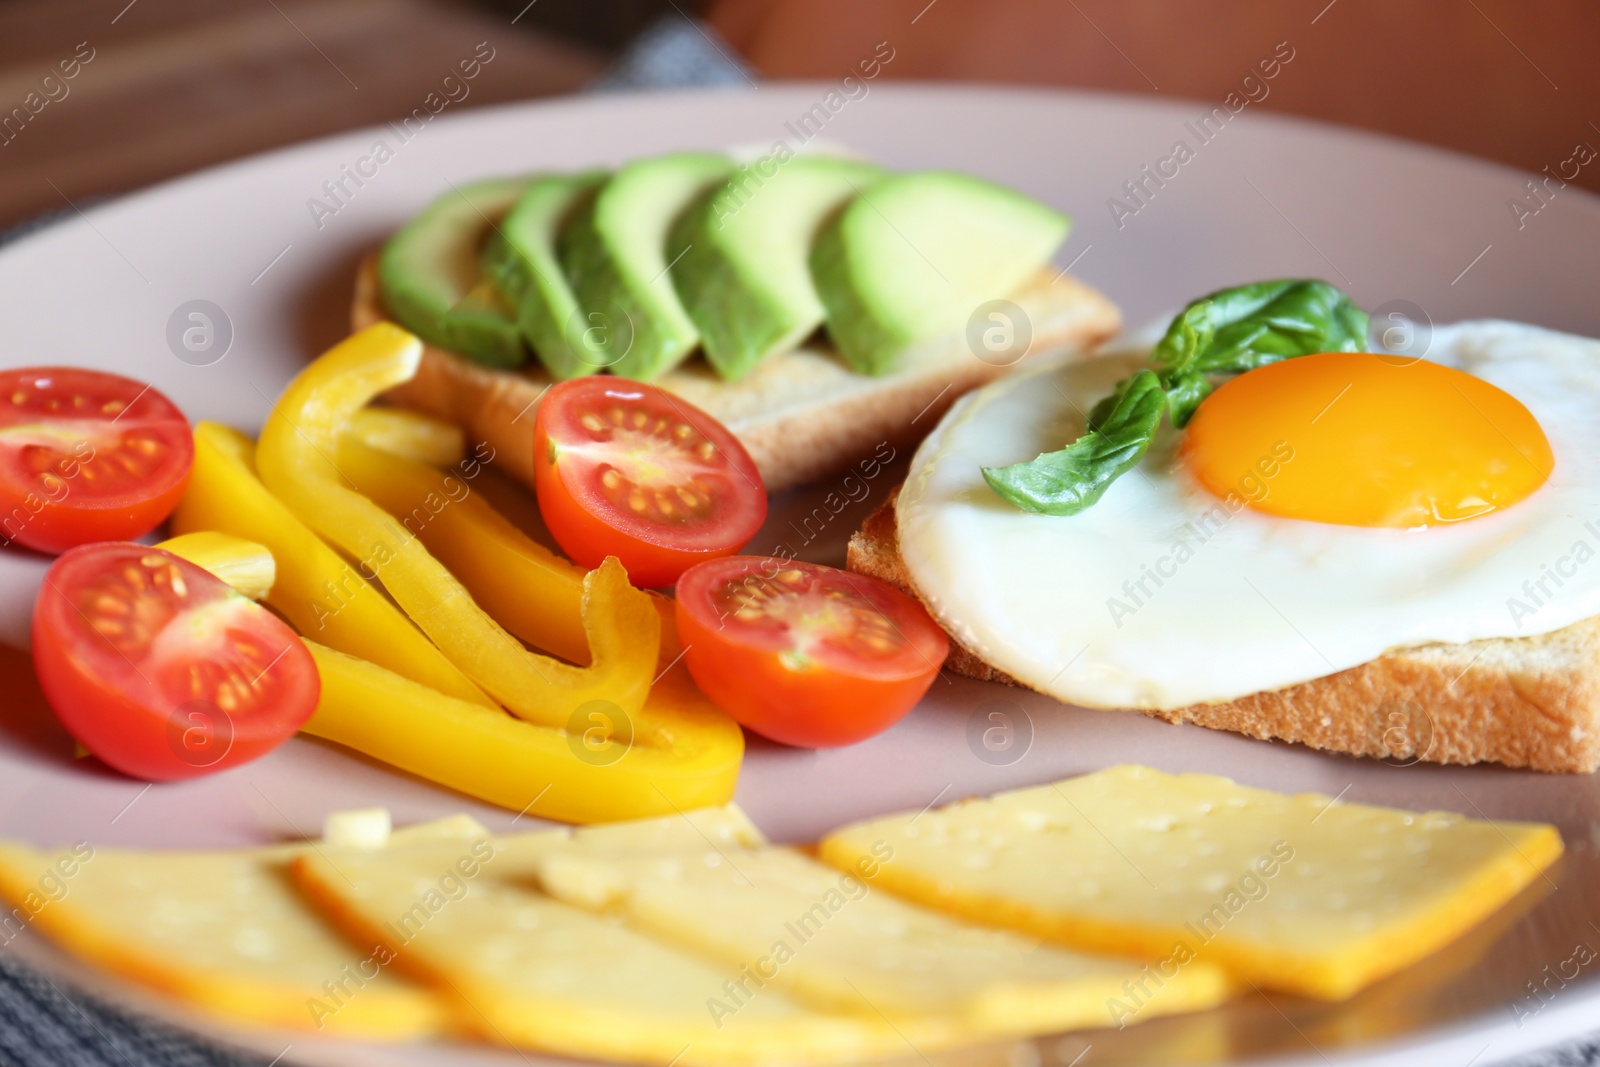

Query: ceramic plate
left=0, top=85, right=1597, bottom=1067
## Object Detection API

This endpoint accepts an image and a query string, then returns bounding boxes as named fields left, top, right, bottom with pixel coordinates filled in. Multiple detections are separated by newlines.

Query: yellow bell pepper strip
left=255, top=323, right=656, bottom=728
left=162, top=521, right=742, bottom=822
left=155, top=532, right=276, bottom=601
left=170, top=420, right=493, bottom=707
left=335, top=435, right=680, bottom=666
left=303, top=638, right=743, bottom=822
left=347, top=407, right=465, bottom=468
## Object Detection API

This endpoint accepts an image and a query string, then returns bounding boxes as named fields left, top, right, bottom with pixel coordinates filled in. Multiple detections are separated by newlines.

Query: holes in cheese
left=817, top=765, right=1563, bottom=1001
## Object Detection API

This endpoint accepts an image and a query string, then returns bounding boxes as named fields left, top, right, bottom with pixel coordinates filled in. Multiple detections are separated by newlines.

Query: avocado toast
left=363, top=153, right=1121, bottom=492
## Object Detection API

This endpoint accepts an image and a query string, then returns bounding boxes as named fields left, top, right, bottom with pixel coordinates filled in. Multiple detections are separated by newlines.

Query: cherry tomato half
left=675, top=557, right=948, bottom=747
left=31, top=542, right=319, bottom=781
left=533, top=377, right=767, bottom=588
left=0, top=368, right=194, bottom=554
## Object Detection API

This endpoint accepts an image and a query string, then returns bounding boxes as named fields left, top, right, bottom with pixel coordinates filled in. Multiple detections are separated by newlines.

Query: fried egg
left=895, top=320, right=1600, bottom=709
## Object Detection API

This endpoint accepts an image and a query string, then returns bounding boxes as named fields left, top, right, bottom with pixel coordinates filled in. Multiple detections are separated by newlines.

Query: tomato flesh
left=0, top=368, right=194, bottom=554
left=533, top=377, right=766, bottom=587
left=675, top=557, right=948, bottom=747
left=31, top=542, right=319, bottom=781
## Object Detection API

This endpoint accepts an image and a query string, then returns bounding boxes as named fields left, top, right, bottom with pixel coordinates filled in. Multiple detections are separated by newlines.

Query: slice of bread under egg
left=849, top=490, right=1600, bottom=775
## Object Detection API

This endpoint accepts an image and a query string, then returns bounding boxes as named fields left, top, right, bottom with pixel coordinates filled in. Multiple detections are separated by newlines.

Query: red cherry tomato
left=532, top=377, right=767, bottom=588
left=675, top=557, right=948, bottom=747
left=31, top=542, right=319, bottom=781
left=0, top=368, right=193, bottom=555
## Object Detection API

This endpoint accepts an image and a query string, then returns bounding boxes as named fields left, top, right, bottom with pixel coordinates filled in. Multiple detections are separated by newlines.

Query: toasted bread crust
left=354, top=254, right=1121, bottom=494
left=848, top=491, right=1600, bottom=774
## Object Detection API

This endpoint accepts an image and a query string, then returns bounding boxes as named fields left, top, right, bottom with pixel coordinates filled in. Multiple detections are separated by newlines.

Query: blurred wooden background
left=0, top=0, right=605, bottom=229
left=1, top=0, right=1596, bottom=231
left=706, top=0, right=1600, bottom=197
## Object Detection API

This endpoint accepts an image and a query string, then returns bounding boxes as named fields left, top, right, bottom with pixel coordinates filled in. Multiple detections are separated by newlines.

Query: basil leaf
left=1153, top=300, right=1216, bottom=381
left=1161, top=371, right=1212, bottom=425
left=982, top=370, right=1166, bottom=516
left=1156, top=280, right=1368, bottom=426
left=1088, top=313, right=1208, bottom=429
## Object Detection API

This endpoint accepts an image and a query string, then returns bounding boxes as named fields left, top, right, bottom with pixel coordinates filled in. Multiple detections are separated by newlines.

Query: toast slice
left=848, top=489, right=1600, bottom=774
left=353, top=254, right=1121, bottom=493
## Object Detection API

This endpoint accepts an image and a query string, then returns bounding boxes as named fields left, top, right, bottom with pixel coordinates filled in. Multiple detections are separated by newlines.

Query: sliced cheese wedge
left=538, top=805, right=769, bottom=909
left=0, top=815, right=483, bottom=1037
left=565, top=803, right=768, bottom=852
left=818, top=765, right=1564, bottom=1001
left=535, top=843, right=1232, bottom=1037
left=291, top=836, right=927, bottom=1067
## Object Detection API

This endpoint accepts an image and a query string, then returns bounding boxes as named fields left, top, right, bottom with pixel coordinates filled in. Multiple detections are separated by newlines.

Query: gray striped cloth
left=0, top=953, right=267, bottom=1067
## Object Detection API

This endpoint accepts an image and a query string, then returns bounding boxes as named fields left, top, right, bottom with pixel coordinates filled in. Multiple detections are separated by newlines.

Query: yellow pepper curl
left=171, top=421, right=493, bottom=706
left=255, top=324, right=656, bottom=730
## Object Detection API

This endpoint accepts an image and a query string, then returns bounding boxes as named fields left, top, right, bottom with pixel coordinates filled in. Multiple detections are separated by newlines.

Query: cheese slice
left=540, top=805, right=768, bottom=909
left=535, top=844, right=1232, bottom=1037
left=0, top=815, right=484, bottom=1037
left=818, top=765, right=1564, bottom=1001
left=291, top=835, right=927, bottom=1067
left=566, top=803, right=768, bottom=852
left=322, top=807, right=393, bottom=850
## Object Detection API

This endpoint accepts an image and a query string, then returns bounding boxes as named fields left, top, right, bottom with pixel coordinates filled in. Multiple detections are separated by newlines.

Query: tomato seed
left=94, top=594, right=129, bottom=615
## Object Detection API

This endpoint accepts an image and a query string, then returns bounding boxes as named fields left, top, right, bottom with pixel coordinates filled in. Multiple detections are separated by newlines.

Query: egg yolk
left=1182, top=352, right=1553, bottom=528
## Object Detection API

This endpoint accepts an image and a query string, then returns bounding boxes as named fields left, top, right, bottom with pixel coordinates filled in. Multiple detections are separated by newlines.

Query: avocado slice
left=378, top=176, right=532, bottom=368
left=810, top=171, right=1071, bottom=375
left=668, top=156, right=884, bottom=380
left=558, top=152, right=731, bottom=381
left=482, top=170, right=609, bottom=381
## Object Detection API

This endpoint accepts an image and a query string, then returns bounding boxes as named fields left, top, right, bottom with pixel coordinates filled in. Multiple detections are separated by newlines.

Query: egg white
left=895, top=320, right=1600, bottom=709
